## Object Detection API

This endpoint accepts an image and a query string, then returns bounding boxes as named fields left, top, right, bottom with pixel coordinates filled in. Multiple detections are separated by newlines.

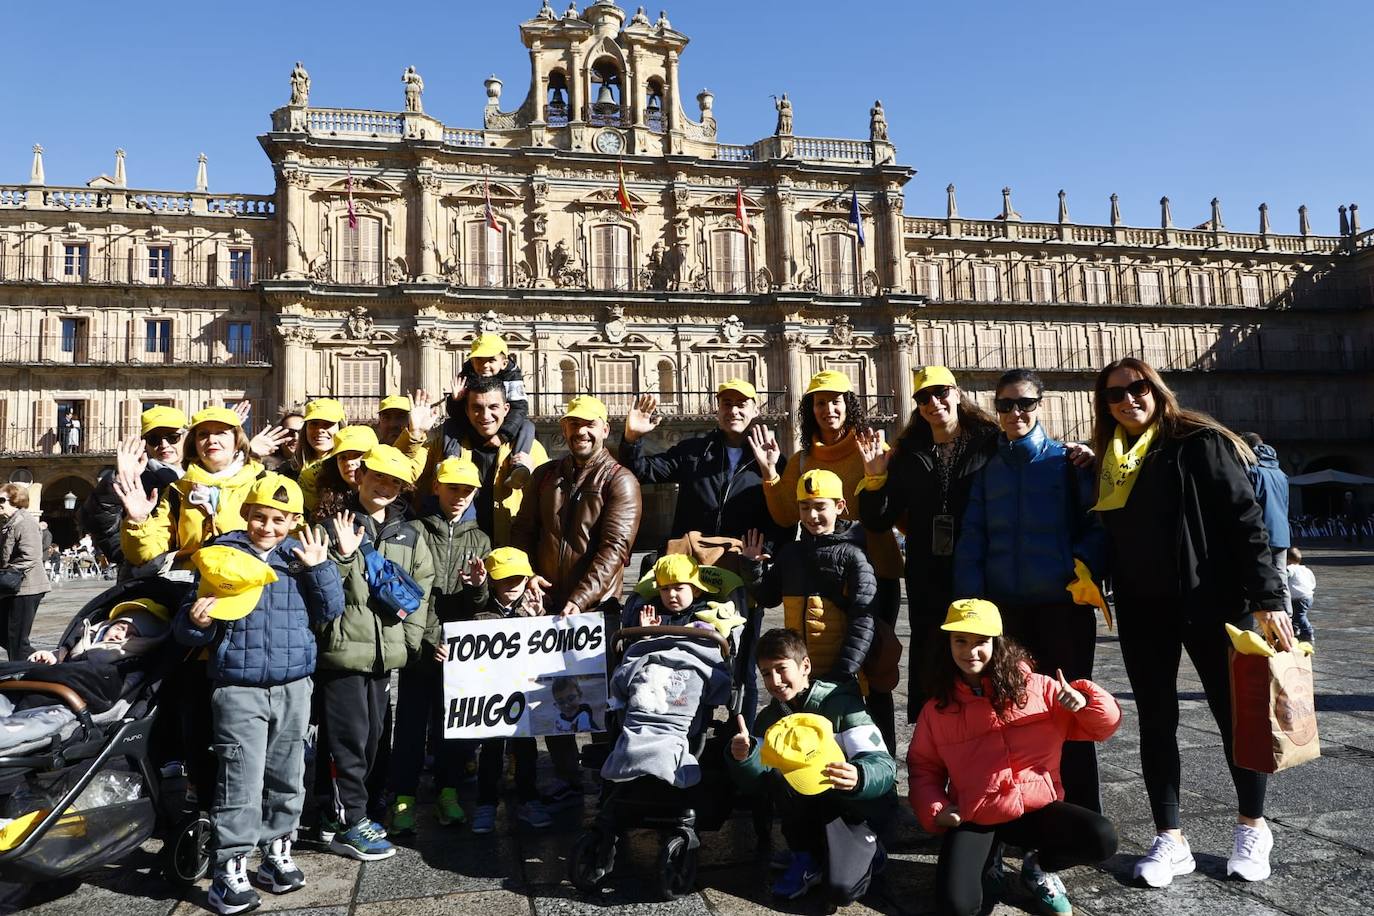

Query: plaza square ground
left=9, top=545, right=1373, bottom=916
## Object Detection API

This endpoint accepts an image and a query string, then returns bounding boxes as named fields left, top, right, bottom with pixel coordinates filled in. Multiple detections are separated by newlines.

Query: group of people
left=2, top=329, right=1308, bottom=916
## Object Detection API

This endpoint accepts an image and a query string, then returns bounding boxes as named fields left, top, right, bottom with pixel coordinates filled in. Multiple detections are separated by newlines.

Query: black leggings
left=0, top=593, right=42, bottom=661
left=865, top=577, right=901, bottom=754
left=1117, top=603, right=1267, bottom=829
left=935, top=802, right=1117, bottom=916
left=1001, top=602, right=1101, bottom=812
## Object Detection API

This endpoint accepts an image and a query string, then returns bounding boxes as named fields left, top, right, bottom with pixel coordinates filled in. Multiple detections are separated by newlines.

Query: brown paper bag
left=1230, top=647, right=1321, bottom=773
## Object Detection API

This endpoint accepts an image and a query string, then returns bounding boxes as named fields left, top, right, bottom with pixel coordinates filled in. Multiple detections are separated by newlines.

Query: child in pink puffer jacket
left=908, top=599, right=1121, bottom=916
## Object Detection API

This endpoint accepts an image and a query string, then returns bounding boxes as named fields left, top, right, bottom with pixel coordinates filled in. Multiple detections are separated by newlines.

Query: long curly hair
left=923, top=631, right=1033, bottom=719
left=798, top=390, right=865, bottom=452
left=310, top=456, right=354, bottom=526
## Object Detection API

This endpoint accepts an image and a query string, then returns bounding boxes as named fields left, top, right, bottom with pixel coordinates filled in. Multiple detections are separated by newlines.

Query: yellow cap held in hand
left=1225, top=623, right=1277, bottom=658
left=761, top=713, right=847, bottom=795
left=193, top=545, right=279, bottom=621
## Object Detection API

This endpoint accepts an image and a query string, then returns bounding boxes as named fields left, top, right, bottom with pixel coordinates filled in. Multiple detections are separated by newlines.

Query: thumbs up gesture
left=1055, top=669, right=1086, bottom=713
left=729, top=714, right=752, bottom=762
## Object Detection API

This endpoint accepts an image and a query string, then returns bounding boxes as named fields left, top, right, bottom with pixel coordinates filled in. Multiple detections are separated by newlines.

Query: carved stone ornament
left=278, top=325, right=318, bottom=345
left=479, top=309, right=504, bottom=334
left=863, top=270, right=880, bottom=296
left=604, top=304, right=627, bottom=344
left=345, top=306, right=374, bottom=340
left=282, top=169, right=312, bottom=190
left=831, top=314, right=854, bottom=345
left=416, top=326, right=450, bottom=345
left=721, top=314, right=745, bottom=343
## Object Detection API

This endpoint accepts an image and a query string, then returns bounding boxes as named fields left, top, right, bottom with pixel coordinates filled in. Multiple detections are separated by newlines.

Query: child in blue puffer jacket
left=175, top=474, right=344, bottom=916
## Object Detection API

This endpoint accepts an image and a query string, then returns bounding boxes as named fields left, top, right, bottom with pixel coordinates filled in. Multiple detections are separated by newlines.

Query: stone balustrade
left=0, top=185, right=275, bottom=217
left=790, top=136, right=875, bottom=163
left=442, top=127, right=485, bottom=148
left=306, top=108, right=404, bottom=137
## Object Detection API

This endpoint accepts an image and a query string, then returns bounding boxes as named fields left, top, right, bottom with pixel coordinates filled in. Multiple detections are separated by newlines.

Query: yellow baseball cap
left=189, top=406, right=242, bottom=430
left=243, top=473, right=304, bottom=515
left=470, top=333, right=508, bottom=359
left=379, top=394, right=412, bottom=413
left=435, top=457, right=481, bottom=487
left=797, top=468, right=845, bottom=501
left=940, top=598, right=1003, bottom=637
left=912, top=365, right=957, bottom=394
left=485, top=546, right=534, bottom=581
left=331, top=425, right=379, bottom=457
left=717, top=378, right=758, bottom=401
left=761, top=713, right=847, bottom=795
left=653, top=554, right=715, bottom=593
left=562, top=395, right=608, bottom=424
left=193, top=545, right=279, bottom=621
left=361, top=444, right=415, bottom=483
left=140, top=406, right=187, bottom=437
left=303, top=398, right=346, bottom=425
left=108, top=598, right=171, bottom=624
left=804, top=370, right=853, bottom=396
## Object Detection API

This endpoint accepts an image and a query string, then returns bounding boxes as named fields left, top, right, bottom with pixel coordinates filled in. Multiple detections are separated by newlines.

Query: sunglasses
left=1105, top=379, right=1153, bottom=404
left=994, top=397, right=1041, bottom=414
left=145, top=431, right=183, bottom=446
left=915, top=385, right=954, bottom=406
left=0, top=498, right=8, bottom=506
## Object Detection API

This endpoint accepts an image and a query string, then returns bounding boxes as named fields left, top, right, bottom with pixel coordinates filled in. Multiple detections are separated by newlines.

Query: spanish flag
left=616, top=162, right=634, bottom=214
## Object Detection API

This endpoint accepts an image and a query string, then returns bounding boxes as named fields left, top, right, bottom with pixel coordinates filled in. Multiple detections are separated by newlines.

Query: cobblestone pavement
left=8, top=546, right=1372, bottom=916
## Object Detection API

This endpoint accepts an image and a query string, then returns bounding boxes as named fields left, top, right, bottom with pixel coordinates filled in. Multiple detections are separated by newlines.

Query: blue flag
left=849, top=189, right=865, bottom=247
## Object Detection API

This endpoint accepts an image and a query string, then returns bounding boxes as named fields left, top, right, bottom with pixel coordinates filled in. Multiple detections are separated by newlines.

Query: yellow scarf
left=1093, top=423, right=1158, bottom=511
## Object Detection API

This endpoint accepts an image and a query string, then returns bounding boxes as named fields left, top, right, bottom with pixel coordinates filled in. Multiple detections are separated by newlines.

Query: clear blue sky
left=3, top=0, right=1369, bottom=234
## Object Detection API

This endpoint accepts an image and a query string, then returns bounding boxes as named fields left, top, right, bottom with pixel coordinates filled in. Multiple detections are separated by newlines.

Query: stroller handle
left=614, top=625, right=732, bottom=661
left=0, top=679, right=89, bottom=714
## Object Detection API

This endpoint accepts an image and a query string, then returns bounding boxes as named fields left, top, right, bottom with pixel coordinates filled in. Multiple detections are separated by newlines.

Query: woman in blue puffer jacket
left=953, top=368, right=1106, bottom=811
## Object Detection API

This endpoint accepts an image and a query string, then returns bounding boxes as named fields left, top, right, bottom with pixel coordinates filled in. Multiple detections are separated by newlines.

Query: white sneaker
left=1226, top=822, right=1273, bottom=882
left=1133, top=833, right=1195, bottom=887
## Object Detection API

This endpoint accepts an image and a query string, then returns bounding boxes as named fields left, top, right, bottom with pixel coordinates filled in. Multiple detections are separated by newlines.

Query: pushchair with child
left=568, top=535, right=760, bottom=900
left=0, top=576, right=208, bottom=900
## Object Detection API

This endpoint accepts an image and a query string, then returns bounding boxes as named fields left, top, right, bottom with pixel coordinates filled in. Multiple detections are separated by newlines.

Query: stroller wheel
left=656, top=833, right=698, bottom=901
left=162, top=814, right=211, bottom=886
left=568, top=828, right=616, bottom=894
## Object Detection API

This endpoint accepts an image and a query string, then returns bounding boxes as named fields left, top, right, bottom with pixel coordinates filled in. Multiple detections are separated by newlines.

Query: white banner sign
left=440, top=615, right=609, bottom=739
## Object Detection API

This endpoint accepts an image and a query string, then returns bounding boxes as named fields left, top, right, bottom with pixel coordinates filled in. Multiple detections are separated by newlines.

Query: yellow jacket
left=121, top=460, right=265, bottom=567
left=783, top=595, right=870, bottom=695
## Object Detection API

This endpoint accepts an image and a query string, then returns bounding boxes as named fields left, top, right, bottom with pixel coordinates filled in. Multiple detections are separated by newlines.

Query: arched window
left=645, top=78, right=665, bottom=132
left=465, top=220, right=507, bottom=288
left=340, top=216, right=382, bottom=285
left=657, top=359, right=677, bottom=410
left=591, top=225, right=631, bottom=290
left=590, top=59, right=622, bottom=126
left=546, top=71, right=569, bottom=127
left=710, top=229, right=748, bottom=293
left=818, top=233, right=857, bottom=296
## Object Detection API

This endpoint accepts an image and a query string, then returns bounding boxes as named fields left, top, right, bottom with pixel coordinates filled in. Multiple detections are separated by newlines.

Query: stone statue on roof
left=631, top=5, right=651, bottom=26
left=403, top=66, right=424, bottom=113
left=870, top=100, right=888, bottom=142
left=289, top=61, right=310, bottom=106
left=774, top=93, right=793, bottom=136
left=536, top=0, right=556, bottom=19
left=656, top=9, right=672, bottom=30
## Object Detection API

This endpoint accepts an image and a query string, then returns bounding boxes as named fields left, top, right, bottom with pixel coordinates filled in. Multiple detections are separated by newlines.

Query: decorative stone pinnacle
left=946, top=183, right=958, bottom=219
left=195, top=153, right=209, bottom=192
left=1057, top=189, right=1069, bottom=224
left=1110, top=193, right=1122, bottom=227
left=28, top=144, right=45, bottom=185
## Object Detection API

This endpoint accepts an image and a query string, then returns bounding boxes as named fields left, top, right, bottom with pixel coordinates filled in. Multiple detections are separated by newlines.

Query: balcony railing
left=918, top=276, right=1374, bottom=311
left=0, top=253, right=268, bottom=288
left=0, top=185, right=274, bottom=217
left=0, top=335, right=271, bottom=367
left=529, top=391, right=897, bottom=423
left=921, top=344, right=1372, bottom=375
left=0, top=425, right=120, bottom=457
left=456, top=261, right=510, bottom=289
left=327, top=259, right=387, bottom=286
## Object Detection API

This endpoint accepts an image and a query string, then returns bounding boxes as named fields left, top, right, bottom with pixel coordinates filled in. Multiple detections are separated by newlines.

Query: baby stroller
left=0, top=577, right=207, bottom=901
left=567, top=539, right=758, bottom=900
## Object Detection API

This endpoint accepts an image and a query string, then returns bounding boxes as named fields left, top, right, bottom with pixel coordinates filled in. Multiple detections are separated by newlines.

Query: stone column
left=278, top=325, right=315, bottom=406
left=416, top=326, right=447, bottom=397
left=885, top=189, right=906, bottom=293
left=629, top=49, right=643, bottom=127
left=281, top=168, right=310, bottom=278
left=416, top=173, right=439, bottom=280
left=567, top=50, right=582, bottom=122
left=774, top=184, right=796, bottom=289
left=530, top=45, right=545, bottom=123
left=893, top=332, right=914, bottom=416
left=782, top=330, right=808, bottom=449
left=666, top=51, right=681, bottom=134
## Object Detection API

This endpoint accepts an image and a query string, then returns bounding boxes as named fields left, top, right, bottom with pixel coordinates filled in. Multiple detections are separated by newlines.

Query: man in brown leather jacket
left=510, top=394, right=642, bottom=801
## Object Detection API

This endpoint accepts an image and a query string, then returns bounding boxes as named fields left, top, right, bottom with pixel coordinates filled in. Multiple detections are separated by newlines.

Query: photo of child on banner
left=440, top=614, right=608, bottom=740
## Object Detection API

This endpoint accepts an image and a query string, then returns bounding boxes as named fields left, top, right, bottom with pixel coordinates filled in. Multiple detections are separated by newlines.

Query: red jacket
left=907, top=669, right=1120, bottom=833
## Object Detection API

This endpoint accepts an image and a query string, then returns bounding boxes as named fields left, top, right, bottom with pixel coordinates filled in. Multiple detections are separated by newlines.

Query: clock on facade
left=594, top=129, right=625, bottom=154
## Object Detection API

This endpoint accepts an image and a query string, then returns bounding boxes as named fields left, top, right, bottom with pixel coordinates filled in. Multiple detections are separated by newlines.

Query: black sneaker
left=256, top=836, right=306, bottom=894
left=209, top=855, right=261, bottom=915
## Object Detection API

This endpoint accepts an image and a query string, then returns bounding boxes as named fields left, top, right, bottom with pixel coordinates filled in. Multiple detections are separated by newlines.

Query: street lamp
left=63, top=491, right=77, bottom=511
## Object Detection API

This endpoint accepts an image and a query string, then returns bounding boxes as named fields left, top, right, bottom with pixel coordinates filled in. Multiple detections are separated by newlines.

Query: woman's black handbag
left=0, top=567, right=23, bottom=593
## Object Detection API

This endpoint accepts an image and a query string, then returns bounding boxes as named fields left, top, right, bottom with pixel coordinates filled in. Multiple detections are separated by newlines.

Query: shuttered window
left=1085, top=268, right=1109, bottom=304
left=1030, top=266, right=1055, bottom=303
left=819, top=234, right=857, bottom=296
left=594, top=359, right=637, bottom=413
left=915, top=262, right=942, bottom=299
left=466, top=221, right=507, bottom=288
left=337, top=357, right=384, bottom=421
left=1137, top=270, right=1162, bottom=305
left=1240, top=274, right=1262, bottom=307
left=591, top=225, right=631, bottom=290
left=711, top=230, right=748, bottom=293
left=341, top=217, right=382, bottom=284
left=973, top=263, right=999, bottom=301
left=1189, top=270, right=1215, bottom=306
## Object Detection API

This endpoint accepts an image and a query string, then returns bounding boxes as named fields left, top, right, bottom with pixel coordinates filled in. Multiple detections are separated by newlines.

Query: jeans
left=1291, top=596, right=1315, bottom=641
left=1268, top=548, right=1292, bottom=615
left=209, top=679, right=312, bottom=866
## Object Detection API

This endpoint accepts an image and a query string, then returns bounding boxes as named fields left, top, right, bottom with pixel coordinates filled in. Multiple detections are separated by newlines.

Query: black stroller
left=0, top=577, right=209, bottom=900
left=567, top=553, right=760, bottom=900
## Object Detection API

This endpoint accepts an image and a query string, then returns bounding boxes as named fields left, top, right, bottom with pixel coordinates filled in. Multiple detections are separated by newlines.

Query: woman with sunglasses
left=1090, top=357, right=1289, bottom=887
left=79, top=405, right=188, bottom=573
left=856, top=366, right=999, bottom=722
left=0, top=483, right=50, bottom=660
left=952, top=369, right=1107, bottom=815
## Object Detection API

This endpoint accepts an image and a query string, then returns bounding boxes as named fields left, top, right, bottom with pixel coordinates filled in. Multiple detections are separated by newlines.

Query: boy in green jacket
left=388, top=457, right=491, bottom=835
left=728, top=627, right=895, bottom=904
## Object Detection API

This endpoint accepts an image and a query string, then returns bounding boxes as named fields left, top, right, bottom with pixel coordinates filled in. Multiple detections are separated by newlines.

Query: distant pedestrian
left=65, top=416, right=82, bottom=454
left=0, top=484, right=51, bottom=660
left=1285, top=547, right=1316, bottom=644
left=1243, top=433, right=1291, bottom=614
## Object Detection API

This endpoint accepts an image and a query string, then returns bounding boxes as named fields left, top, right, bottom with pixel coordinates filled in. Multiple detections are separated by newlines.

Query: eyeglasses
left=915, top=385, right=954, bottom=406
left=0, top=497, right=8, bottom=506
left=145, top=431, right=183, bottom=446
left=1104, top=379, right=1153, bottom=404
left=994, top=397, right=1041, bottom=414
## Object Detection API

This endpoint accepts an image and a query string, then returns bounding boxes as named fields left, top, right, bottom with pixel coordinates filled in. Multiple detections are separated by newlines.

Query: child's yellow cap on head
left=361, top=445, right=415, bottom=484
left=330, top=425, right=379, bottom=456
left=653, top=554, right=714, bottom=592
left=940, top=598, right=1003, bottom=637
left=244, top=474, right=304, bottom=515
left=378, top=394, right=412, bottom=413
left=435, top=457, right=481, bottom=487
left=485, top=546, right=534, bottom=581
left=470, top=333, right=508, bottom=359
left=797, top=468, right=844, bottom=502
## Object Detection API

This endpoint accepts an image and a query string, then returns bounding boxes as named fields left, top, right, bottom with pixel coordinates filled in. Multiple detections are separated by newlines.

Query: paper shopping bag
left=1230, top=647, right=1321, bottom=773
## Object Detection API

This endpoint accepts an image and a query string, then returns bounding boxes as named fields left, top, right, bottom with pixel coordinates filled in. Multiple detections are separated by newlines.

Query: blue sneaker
left=329, top=818, right=396, bottom=861
left=470, top=804, right=498, bottom=835
left=772, top=850, right=821, bottom=900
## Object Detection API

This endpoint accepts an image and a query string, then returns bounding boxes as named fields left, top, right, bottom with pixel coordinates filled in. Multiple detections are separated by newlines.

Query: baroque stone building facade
left=2, top=0, right=1371, bottom=545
